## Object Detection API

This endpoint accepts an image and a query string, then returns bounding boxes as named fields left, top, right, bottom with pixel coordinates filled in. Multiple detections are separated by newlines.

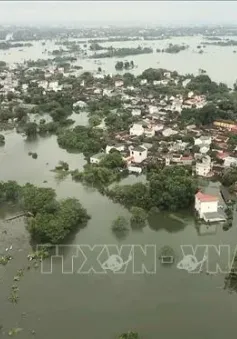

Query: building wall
left=90, top=157, right=101, bottom=164
left=196, top=163, right=211, bottom=176
left=195, top=198, right=218, bottom=218
left=105, top=145, right=125, bottom=154
left=129, top=125, right=144, bottom=136
left=130, top=149, right=148, bottom=163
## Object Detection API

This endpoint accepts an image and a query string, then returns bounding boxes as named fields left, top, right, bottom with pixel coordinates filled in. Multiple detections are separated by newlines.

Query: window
left=132, top=151, right=134, bottom=155
left=139, top=152, right=142, bottom=156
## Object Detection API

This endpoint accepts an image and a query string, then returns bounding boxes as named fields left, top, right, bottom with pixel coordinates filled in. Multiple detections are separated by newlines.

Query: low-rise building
left=194, top=136, right=212, bottom=146
left=131, top=108, right=141, bottom=117
left=162, top=128, right=178, bottom=137
left=195, top=191, right=226, bottom=223
left=90, top=152, right=105, bottom=164
left=224, top=156, right=237, bottom=168
left=129, top=122, right=145, bottom=136
left=115, top=80, right=124, bottom=87
left=195, top=155, right=212, bottom=177
left=195, top=192, right=219, bottom=219
left=105, top=144, right=125, bottom=154
left=129, top=145, right=148, bottom=163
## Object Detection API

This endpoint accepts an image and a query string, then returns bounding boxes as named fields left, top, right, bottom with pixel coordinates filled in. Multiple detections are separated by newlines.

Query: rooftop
left=131, top=146, right=146, bottom=152
left=196, top=191, right=219, bottom=202
left=91, top=152, right=105, bottom=159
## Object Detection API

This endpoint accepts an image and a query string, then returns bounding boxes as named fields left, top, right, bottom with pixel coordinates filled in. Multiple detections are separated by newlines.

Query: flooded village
left=1, top=23, right=237, bottom=339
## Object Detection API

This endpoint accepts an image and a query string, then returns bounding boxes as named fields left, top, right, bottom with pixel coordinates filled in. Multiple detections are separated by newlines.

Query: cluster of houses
left=1, top=62, right=236, bottom=225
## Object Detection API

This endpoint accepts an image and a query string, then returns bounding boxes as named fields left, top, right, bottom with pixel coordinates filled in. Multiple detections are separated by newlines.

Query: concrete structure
left=140, top=79, right=147, bottom=85
left=90, top=153, right=105, bottom=164
left=162, top=128, right=178, bottom=137
left=224, top=156, right=237, bottom=168
left=194, top=136, right=212, bottom=146
left=105, top=144, right=125, bottom=154
left=131, top=109, right=141, bottom=117
left=195, top=192, right=226, bottom=222
left=129, top=123, right=145, bottom=136
left=129, top=146, right=148, bottom=163
left=128, top=166, right=142, bottom=174
left=148, top=105, right=159, bottom=114
left=115, top=80, right=124, bottom=87
left=195, top=155, right=212, bottom=177
left=195, top=192, right=219, bottom=219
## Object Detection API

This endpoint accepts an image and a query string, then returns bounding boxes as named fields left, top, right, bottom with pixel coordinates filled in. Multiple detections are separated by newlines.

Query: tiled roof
left=195, top=191, right=218, bottom=202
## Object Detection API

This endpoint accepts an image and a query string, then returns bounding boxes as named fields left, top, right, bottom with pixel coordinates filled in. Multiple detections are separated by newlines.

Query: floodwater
left=1, top=36, right=237, bottom=85
left=1, top=36, right=237, bottom=339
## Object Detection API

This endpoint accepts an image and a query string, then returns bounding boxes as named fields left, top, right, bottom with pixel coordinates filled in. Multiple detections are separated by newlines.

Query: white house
left=148, top=105, right=159, bottom=115
left=129, top=145, right=148, bottom=163
left=144, top=126, right=155, bottom=138
left=140, top=79, right=147, bottom=85
left=194, top=136, right=212, bottom=146
left=131, top=108, right=141, bottom=117
left=94, top=73, right=105, bottom=79
left=129, top=122, right=145, bottom=136
left=224, top=156, right=237, bottom=168
left=48, top=81, right=61, bottom=92
left=199, top=144, right=210, bottom=154
left=195, top=192, right=218, bottom=219
left=164, top=71, right=171, bottom=78
left=162, top=128, right=178, bottom=137
left=105, top=144, right=125, bottom=154
left=103, top=89, right=113, bottom=97
left=73, top=100, right=87, bottom=109
left=115, top=80, right=124, bottom=87
left=90, top=152, right=105, bottom=164
left=38, top=80, right=48, bottom=90
left=195, top=155, right=212, bottom=177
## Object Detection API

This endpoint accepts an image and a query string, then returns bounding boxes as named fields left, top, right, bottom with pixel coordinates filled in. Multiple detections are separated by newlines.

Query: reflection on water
left=148, top=211, right=188, bottom=233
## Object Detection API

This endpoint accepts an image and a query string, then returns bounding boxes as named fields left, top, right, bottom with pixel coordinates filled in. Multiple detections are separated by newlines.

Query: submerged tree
left=111, top=216, right=129, bottom=239
left=119, top=331, right=139, bottom=339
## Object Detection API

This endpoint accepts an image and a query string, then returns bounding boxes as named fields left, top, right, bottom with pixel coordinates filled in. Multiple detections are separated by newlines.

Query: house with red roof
left=195, top=191, right=225, bottom=222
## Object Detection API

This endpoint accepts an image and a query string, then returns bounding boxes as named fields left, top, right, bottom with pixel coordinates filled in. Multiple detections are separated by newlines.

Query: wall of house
left=196, top=163, right=211, bottom=176
left=129, top=126, right=144, bottom=136
left=195, top=198, right=218, bottom=218
left=130, top=149, right=147, bottom=163
left=90, top=157, right=100, bottom=164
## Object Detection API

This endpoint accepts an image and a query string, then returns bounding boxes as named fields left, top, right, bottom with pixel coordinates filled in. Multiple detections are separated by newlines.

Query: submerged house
left=195, top=191, right=226, bottom=223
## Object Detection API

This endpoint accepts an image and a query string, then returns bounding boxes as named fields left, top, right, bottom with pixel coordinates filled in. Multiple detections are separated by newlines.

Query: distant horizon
left=1, top=1, right=237, bottom=26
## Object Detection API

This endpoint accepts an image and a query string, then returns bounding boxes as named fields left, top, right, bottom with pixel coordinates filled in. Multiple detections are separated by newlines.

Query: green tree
left=130, top=206, right=147, bottom=226
left=0, top=134, right=5, bottom=145
left=21, top=183, right=56, bottom=216
left=111, top=216, right=129, bottom=239
left=24, top=122, right=38, bottom=137
left=27, top=198, right=90, bottom=244
left=100, top=151, right=125, bottom=169
left=119, top=331, right=139, bottom=339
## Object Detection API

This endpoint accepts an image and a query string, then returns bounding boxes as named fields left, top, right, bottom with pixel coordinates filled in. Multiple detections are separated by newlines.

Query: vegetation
left=157, top=43, right=188, bottom=53
left=0, top=134, right=5, bottom=145
left=111, top=216, right=129, bottom=239
left=130, top=206, right=147, bottom=227
left=220, top=167, right=237, bottom=187
left=119, top=332, right=139, bottom=339
left=57, top=126, right=105, bottom=156
left=0, top=181, right=90, bottom=244
left=107, top=166, right=197, bottom=211
left=90, top=46, right=153, bottom=58
left=115, top=60, right=134, bottom=70
left=186, top=74, right=229, bottom=95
